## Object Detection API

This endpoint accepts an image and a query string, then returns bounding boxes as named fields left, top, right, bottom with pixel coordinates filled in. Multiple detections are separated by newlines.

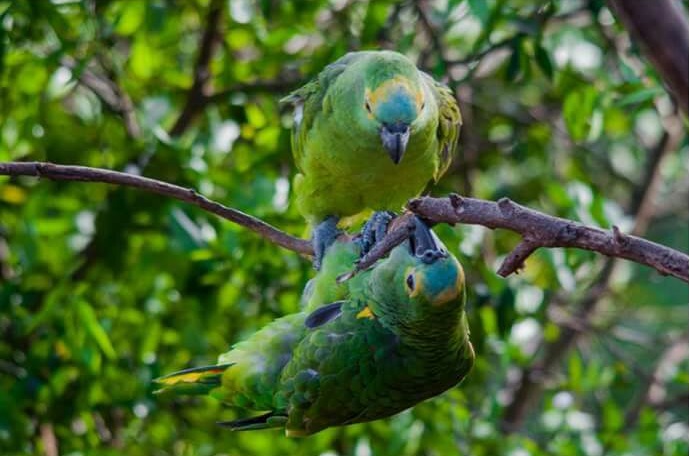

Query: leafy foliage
left=1, top=1, right=687, bottom=455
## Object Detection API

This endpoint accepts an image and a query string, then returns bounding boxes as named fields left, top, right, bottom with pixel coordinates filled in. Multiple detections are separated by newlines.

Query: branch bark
left=0, top=162, right=312, bottom=255
left=408, top=195, right=689, bottom=283
left=607, top=0, right=689, bottom=115
left=1, top=161, right=687, bottom=283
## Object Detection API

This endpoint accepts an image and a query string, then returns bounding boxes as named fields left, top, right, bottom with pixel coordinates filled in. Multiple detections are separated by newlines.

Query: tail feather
left=154, top=363, right=233, bottom=395
left=217, top=411, right=288, bottom=431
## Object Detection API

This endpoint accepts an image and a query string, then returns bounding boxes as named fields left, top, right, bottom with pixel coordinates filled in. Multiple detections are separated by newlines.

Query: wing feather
left=421, top=73, right=462, bottom=181
left=281, top=53, right=366, bottom=171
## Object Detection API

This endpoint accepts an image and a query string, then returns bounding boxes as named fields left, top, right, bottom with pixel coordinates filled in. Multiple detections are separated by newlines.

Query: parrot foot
left=312, top=216, right=341, bottom=270
left=358, top=211, right=396, bottom=257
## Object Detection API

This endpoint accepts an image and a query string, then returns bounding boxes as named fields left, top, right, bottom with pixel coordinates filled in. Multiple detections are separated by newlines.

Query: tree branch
left=39, top=423, right=58, bottom=456
left=0, top=162, right=312, bottom=256
left=498, top=114, right=684, bottom=432
left=204, top=78, right=301, bottom=104
left=2, top=161, right=687, bottom=284
left=624, top=335, right=689, bottom=430
left=61, top=57, right=142, bottom=139
left=415, top=0, right=449, bottom=70
left=408, top=194, right=689, bottom=283
left=607, top=0, right=689, bottom=115
left=169, top=0, right=224, bottom=137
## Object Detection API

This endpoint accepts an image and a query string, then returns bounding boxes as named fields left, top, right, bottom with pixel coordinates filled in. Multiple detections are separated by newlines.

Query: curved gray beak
left=380, top=122, right=410, bottom=164
left=409, top=217, right=447, bottom=264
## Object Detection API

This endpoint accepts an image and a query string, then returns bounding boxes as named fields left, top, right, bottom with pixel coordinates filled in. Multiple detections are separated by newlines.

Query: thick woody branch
left=0, top=162, right=312, bottom=256
left=2, top=162, right=687, bottom=284
left=408, top=195, right=689, bottom=283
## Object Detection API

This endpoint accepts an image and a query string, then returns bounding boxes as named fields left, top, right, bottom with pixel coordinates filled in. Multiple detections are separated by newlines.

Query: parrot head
left=357, top=52, right=426, bottom=164
left=367, top=218, right=465, bottom=327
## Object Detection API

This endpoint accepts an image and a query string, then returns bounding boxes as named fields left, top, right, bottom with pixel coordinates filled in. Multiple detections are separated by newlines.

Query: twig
left=61, top=57, right=142, bottom=139
left=0, top=162, right=312, bottom=255
left=39, top=423, right=58, bottom=456
left=377, top=2, right=405, bottom=48
left=169, top=0, right=224, bottom=136
left=204, top=78, right=300, bottom=104
left=0, top=234, right=13, bottom=280
left=607, top=0, right=689, bottom=114
left=624, top=335, right=689, bottom=430
left=407, top=194, right=689, bottom=282
left=448, top=36, right=518, bottom=66
left=416, top=1, right=448, bottom=69
left=650, top=391, right=689, bottom=412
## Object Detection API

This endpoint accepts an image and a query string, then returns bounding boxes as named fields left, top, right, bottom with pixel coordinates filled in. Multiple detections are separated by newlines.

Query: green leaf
left=568, top=353, right=583, bottom=391
left=114, top=2, right=146, bottom=36
left=563, top=87, right=598, bottom=141
left=617, top=86, right=663, bottom=107
left=468, top=0, right=489, bottom=25
left=506, top=39, right=523, bottom=82
left=534, top=43, right=553, bottom=79
left=76, top=300, right=117, bottom=360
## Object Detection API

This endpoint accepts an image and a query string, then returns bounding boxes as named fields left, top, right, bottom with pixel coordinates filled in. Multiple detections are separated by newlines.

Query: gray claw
left=359, top=211, right=396, bottom=257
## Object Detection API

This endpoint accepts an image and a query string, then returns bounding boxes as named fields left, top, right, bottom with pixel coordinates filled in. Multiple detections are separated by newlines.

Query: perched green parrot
left=155, top=218, right=474, bottom=436
left=282, top=50, right=462, bottom=268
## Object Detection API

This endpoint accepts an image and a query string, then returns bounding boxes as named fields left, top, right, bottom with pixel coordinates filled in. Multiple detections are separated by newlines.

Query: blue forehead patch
left=375, top=87, right=418, bottom=124
left=423, top=261, right=459, bottom=297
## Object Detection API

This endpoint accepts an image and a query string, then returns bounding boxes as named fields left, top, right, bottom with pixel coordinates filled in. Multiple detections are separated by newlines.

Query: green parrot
left=282, top=50, right=462, bottom=268
left=155, top=218, right=474, bottom=436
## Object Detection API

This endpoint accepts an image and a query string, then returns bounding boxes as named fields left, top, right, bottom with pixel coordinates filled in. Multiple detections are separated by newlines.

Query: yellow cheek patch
left=431, top=286, right=460, bottom=306
left=431, top=259, right=465, bottom=306
left=356, top=306, right=375, bottom=320
left=414, top=87, right=424, bottom=111
left=456, top=260, right=465, bottom=291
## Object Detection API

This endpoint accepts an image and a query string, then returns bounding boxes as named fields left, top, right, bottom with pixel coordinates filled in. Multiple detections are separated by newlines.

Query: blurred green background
left=1, top=1, right=688, bottom=455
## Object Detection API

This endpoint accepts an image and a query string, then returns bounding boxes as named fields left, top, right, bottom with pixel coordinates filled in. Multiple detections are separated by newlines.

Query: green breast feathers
left=155, top=218, right=474, bottom=436
left=283, top=50, right=462, bottom=223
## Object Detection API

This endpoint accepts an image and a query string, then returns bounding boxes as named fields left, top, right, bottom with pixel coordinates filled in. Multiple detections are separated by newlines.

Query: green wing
left=281, top=53, right=365, bottom=171
left=422, top=73, right=462, bottom=181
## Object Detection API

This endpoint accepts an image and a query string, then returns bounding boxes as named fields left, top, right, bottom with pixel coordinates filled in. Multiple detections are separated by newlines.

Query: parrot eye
left=420, top=101, right=426, bottom=110
left=364, top=99, right=373, bottom=113
left=405, top=273, right=415, bottom=291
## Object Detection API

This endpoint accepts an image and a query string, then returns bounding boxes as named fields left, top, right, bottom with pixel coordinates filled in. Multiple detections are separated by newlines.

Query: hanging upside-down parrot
left=155, top=218, right=474, bottom=436
left=282, top=50, right=462, bottom=268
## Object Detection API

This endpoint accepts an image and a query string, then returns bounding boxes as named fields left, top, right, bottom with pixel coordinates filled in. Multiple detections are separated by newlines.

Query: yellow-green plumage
left=283, top=51, right=461, bottom=224
left=155, top=221, right=474, bottom=436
